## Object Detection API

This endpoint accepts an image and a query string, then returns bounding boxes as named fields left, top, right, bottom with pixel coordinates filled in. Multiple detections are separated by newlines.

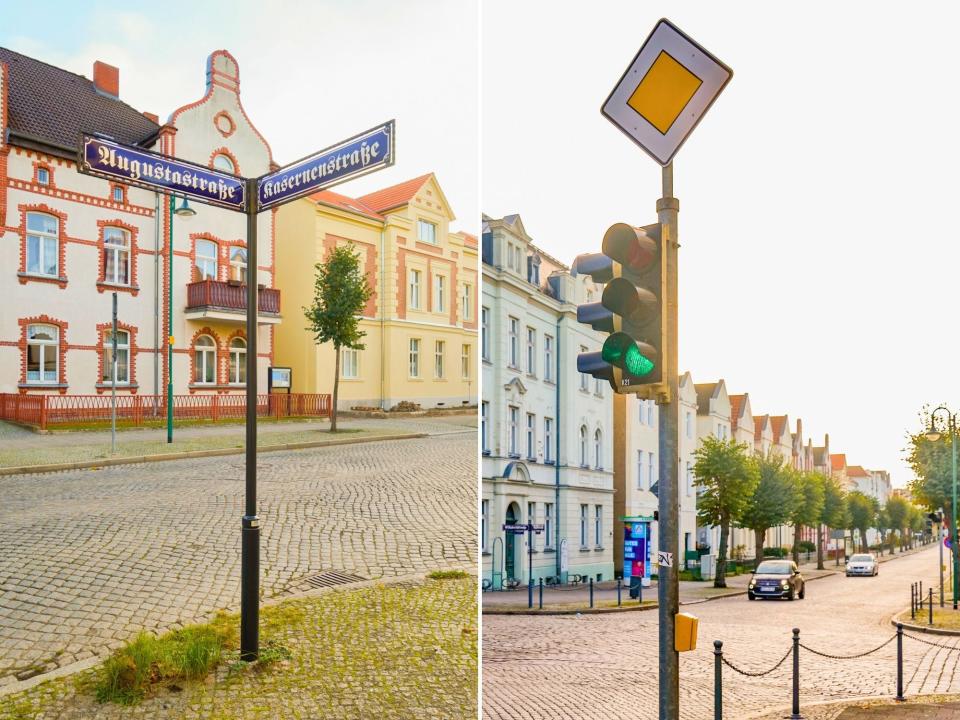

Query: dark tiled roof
left=0, top=47, right=159, bottom=155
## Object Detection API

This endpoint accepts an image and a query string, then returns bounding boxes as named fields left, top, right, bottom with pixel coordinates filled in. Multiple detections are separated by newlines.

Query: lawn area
left=899, top=606, right=960, bottom=630
left=0, top=575, right=477, bottom=720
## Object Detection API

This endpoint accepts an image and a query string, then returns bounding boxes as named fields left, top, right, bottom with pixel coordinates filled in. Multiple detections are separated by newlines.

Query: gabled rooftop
left=357, top=173, right=433, bottom=214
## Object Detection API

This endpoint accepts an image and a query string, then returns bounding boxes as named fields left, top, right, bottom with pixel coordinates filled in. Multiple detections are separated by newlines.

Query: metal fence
left=0, top=393, right=331, bottom=430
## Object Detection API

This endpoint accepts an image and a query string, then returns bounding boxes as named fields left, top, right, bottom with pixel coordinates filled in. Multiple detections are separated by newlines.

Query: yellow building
left=274, top=173, right=478, bottom=410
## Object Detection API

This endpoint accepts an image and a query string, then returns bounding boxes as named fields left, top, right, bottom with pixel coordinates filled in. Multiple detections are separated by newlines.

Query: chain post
left=714, top=640, right=723, bottom=720
left=539, top=577, right=543, bottom=610
left=589, top=577, right=594, bottom=608
left=790, top=628, right=803, bottom=719
left=896, top=623, right=904, bottom=701
left=617, top=578, right=622, bottom=607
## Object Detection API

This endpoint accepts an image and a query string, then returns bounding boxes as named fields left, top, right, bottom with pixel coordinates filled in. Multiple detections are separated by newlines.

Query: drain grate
left=303, top=571, right=366, bottom=589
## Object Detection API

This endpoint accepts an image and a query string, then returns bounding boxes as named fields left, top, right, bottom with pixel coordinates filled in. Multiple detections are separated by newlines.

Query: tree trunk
left=331, top=344, right=340, bottom=432
left=755, top=528, right=765, bottom=570
left=792, top=524, right=801, bottom=564
left=715, top=519, right=729, bottom=589
left=816, top=523, right=824, bottom=570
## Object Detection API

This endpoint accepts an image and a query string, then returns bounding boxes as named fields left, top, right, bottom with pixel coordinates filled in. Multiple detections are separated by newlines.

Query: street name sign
left=602, top=18, right=732, bottom=165
left=502, top=523, right=544, bottom=534
left=257, top=120, right=395, bottom=211
left=79, top=134, right=247, bottom=211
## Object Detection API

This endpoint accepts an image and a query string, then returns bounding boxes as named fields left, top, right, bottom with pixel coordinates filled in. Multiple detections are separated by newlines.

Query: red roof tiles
left=309, top=189, right=383, bottom=220
left=357, top=173, right=433, bottom=213
left=830, top=454, right=847, bottom=471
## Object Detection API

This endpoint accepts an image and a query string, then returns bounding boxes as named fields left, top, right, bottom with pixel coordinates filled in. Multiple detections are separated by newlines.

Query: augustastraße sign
left=257, top=120, right=395, bottom=211
left=79, top=134, right=247, bottom=211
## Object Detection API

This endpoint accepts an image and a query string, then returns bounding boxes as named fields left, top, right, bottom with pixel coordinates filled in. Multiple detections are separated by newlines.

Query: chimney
left=93, top=61, right=119, bottom=98
left=142, top=111, right=159, bottom=124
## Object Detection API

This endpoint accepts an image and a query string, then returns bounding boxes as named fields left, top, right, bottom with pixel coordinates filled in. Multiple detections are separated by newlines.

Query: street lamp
left=926, top=406, right=958, bottom=610
left=167, top=195, right=195, bottom=444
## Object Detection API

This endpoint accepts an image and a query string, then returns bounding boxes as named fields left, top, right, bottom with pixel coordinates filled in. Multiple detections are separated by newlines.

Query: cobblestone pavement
left=0, top=422, right=476, bottom=688
left=483, top=546, right=952, bottom=720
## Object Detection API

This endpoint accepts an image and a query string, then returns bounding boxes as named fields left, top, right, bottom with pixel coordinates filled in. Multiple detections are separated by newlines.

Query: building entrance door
left=505, top=502, right=519, bottom=580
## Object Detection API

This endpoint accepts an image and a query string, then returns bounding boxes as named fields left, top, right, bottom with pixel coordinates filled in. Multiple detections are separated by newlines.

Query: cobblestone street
left=0, top=418, right=476, bottom=688
left=483, top=546, right=951, bottom=720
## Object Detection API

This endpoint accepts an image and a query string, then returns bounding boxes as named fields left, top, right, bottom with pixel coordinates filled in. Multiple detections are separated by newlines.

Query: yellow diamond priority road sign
left=602, top=18, right=732, bottom=166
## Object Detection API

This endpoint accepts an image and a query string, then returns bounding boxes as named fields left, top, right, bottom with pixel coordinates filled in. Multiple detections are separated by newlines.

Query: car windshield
left=755, top=561, right=793, bottom=575
left=850, top=554, right=874, bottom=562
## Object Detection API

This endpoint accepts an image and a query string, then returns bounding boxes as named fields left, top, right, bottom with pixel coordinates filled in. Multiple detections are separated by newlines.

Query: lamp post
left=926, top=407, right=958, bottom=610
left=166, top=195, right=195, bottom=443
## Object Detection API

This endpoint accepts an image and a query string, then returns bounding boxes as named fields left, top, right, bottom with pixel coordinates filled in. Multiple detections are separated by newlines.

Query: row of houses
left=0, top=47, right=478, bottom=412
left=480, top=213, right=891, bottom=587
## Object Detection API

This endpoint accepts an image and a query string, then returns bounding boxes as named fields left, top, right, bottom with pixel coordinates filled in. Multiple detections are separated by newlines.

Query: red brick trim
left=17, top=315, right=68, bottom=390
left=17, top=203, right=68, bottom=287
left=213, top=110, right=236, bottom=138
left=94, top=321, right=139, bottom=392
left=108, top=182, right=127, bottom=205
left=32, top=160, right=55, bottom=188
left=189, top=326, right=222, bottom=387
left=208, top=145, right=241, bottom=176
left=416, top=241, right=443, bottom=255
left=322, top=233, right=377, bottom=318
left=189, top=231, right=247, bottom=282
left=96, top=218, right=140, bottom=295
left=224, top=328, right=247, bottom=385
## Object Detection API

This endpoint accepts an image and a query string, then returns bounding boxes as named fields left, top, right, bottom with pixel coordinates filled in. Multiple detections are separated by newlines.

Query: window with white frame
left=580, top=504, right=588, bottom=547
left=526, top=327, right=536, bottom=375
left=595, top=505, right=603, bottom=547
left=544, top=503, right=554, bottom=548
left=25, top=212, right=59, bottom=277
left=194, top=335, right=216, bottom=384
left=509, top=406, right=519, bottom=456
left=594, top=428, right=603, bottom=469
left=646, top=399, right=654, bottom=425
left=482, top=499, right=489, bottom=552
left=579, top=345, right=589, bottom=390
left=26, top=324, right=58, bottom=383
left=638, top=450, right=644, bottom=489
left=195, top=239, right=218, bottom=280
left=526, top=413, right=535, bottom=459
left=102, top=227, right=130, bottom=285
left=686, top=461, right=693, bottom=496
left=409, top=338, right=421, bottom=377
left=481, top=402, right=489, bottom=452
left=648, top=451, right=655, bottom=489
left=230, top=246, right=247, bottom=282
left=461, top=344, right=470, bottom=379
left=508, top=317, right=519, bottom=368
left=462, top=283, right=472, bottom=321
left=579, top=425, right=588, bottom=466
left=685, top=411, right=693, bottom=438
left=434, top=340, right=445, bottom=378
left=595, top=376, right=603, bottom=397
left=481, top=307, right=490, bottom=360
left=229, top=337, right=247, bottom=384
left=409, top=269, right=421, bottom=309
left=101, top=328, right=130, bottom=384
left=434, top=274, right=446, bottom=312
left=37, top=167, right=50, bottom=185
left=113, top=185, right=124, bottom=202
left=341, top=347, right=358, bottom=379
left=544, top=335, right=554, bottom=381
left=639, top=399, right=646, bottom=425
left=544, top=418, right=553, bottom=463
left=417, top=219, right=437, bottom=244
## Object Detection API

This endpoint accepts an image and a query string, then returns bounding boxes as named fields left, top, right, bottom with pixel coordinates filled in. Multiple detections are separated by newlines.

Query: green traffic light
left=602, top=332, right=655, bottom=377
left=624, top=343, right=655, bottom=376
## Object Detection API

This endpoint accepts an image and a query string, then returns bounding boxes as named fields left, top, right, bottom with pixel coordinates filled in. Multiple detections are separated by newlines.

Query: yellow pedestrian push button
left=675, top=612, right=698, bottom=652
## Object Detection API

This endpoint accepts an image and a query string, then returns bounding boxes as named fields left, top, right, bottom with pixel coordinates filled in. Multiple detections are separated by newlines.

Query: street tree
left=693, top=436, right=759, bottom=589
left=884, top=495, right=909, bottom=554
left=906, top=408, right=957, bottom=521
left=817, top=473, right=846, bottom=569
left=303, top=243, right=373, bottom=432
left=790, top=471, right=824, bottom=564
left=847, top=491, right=877, bottom=552
left=875, top=506, right=889, bottom=556
left=908, top=505, right=925, bottom=549
left=738, top=451, right=798, bottom=567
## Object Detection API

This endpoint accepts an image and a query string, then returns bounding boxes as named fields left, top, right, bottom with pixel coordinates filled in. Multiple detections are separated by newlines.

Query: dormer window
left=527, top=254, right=541, bottom=285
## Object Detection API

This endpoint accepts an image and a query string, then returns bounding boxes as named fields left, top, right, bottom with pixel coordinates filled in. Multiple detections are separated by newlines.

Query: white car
left=845, top=553, right=878, bottom=577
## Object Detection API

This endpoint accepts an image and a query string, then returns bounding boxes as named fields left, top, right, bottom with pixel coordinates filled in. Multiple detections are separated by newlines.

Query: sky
left=482, top=1, right=960, bottom=488
left=0, top=0, right=479, bottom=234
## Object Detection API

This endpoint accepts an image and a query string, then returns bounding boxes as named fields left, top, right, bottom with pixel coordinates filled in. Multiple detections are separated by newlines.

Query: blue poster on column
left=623, top=517, right=652, bottom=583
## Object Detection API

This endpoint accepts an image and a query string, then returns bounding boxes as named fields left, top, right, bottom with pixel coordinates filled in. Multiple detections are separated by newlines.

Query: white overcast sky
left=0, top=0, right=479, bottom=234
left=483, top=1, right=960, bottom=488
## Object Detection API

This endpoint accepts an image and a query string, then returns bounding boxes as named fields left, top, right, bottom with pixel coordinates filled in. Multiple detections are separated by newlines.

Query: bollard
left=930, top=588, right=934, bottom=626
left=589, top=577, right=594, bottom=608
left=920, top=581, right=924, bottom=609
left=790, top=628, right=802, bottom=719
left=911, top=583, right=916, bottom=620
left=714, top=640, right=723, bottom=720
left=617, top=578, right=622, bottom=607
left=528, top=580, right=533, bottom=610
left=539, top=577, right=543, bottom=610
left=896, top=623, right=905, bottom=701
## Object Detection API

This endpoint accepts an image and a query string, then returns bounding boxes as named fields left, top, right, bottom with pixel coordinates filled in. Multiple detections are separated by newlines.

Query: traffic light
left=572, top=222, right=666, bottom=396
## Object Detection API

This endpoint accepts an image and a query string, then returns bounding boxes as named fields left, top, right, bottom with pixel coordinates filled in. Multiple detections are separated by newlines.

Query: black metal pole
left=589, top=577, right=594, bottom=608
left=714, top=640, right=723, bottom=720
left=790, top=628, right=802, bottom=719
left=896, top=623, right=905, bottom=701
left=617, top=578, right=622, bottom=607
left=240, top=178, right=260, bottom=661
left=911, top=583, right=916, bottom=620
left=920, top=580, right=923, bottom=609
left=527, top=526, right=533, bottom=610
left=539, top=577, right=543, bottom=609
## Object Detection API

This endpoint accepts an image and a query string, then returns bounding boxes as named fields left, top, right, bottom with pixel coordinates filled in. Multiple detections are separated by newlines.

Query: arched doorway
left=505, top=502, right=520, bottom=581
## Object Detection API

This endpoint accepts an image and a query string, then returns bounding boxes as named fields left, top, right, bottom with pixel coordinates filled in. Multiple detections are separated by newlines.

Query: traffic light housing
left=573, top=222, right=666, bottom=396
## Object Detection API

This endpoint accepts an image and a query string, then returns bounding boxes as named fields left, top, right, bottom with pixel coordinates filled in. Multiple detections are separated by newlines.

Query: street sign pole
left=656, top=163, right=680, bottom=720
left=241, top=177, right=260, bottom=660
left=111, top=292, right=118, bottom=454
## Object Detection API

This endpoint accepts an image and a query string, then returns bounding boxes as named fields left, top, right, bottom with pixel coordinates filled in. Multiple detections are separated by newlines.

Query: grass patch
left=428, top=569, right=469, bottom=580
left=95, top=612, right=237, bottom=705
left=899, top=607, right=960, bottom=630
left=48, top=416, right=327, bottom=433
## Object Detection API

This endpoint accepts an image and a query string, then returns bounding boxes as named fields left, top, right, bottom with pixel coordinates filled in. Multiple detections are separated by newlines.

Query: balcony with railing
left=185, top=280, right=282, bottom=324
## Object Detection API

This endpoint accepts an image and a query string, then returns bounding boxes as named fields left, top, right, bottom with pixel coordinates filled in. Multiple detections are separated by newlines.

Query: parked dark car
left=747, top=560, right=805, bottom=601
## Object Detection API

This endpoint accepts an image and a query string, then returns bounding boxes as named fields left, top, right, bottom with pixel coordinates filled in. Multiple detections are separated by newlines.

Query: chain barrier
left=902, top=632, right=960, bottom=651
left=798, top=634, right=896, bottom=660
left=720, top=646, right=792, bottom=677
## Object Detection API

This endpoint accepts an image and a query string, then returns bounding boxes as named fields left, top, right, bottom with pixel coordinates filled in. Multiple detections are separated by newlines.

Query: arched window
left=228, top=337, right=246, bottom=385
left=579, top=425, right=588, bottom=467
left=213, top=153, right=235, bottom=174
left=195, top=240, right=218, bottom=280
left=101, top=329, right=130, bottom=384
left=26, top=324, right=58, bottom=383
left=26, top=212, right=59, bottom=277
left=595, top=428, right=603, bottom=469
left=103, top=227, right=131, bottom=285
left=194, top=335, right=216, bottom=384
left=229, top=246, right=247, bottom=283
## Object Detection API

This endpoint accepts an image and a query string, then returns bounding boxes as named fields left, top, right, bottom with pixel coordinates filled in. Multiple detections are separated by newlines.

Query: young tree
left=874, top=506, right=889, bottom=556
left=884, top=495, right=909, bottom=554
left=693, top=436, right=759, bottom=588
left=847, top=491, right=876, bottom=552
left=790, top=471, right=825, bottom=564
left=907, top=505, right=925, bottom=549
left=738, top=451, right=798, bottom=567
left=816, top=473, right=845, bottom=569
left=303, top=244, right=372, bottom=432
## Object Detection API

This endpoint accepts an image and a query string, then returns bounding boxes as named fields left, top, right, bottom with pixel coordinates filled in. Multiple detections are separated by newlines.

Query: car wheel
left=787, top=588, right=795, bottom=601
left=748, top=592, right=756, bottom=601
